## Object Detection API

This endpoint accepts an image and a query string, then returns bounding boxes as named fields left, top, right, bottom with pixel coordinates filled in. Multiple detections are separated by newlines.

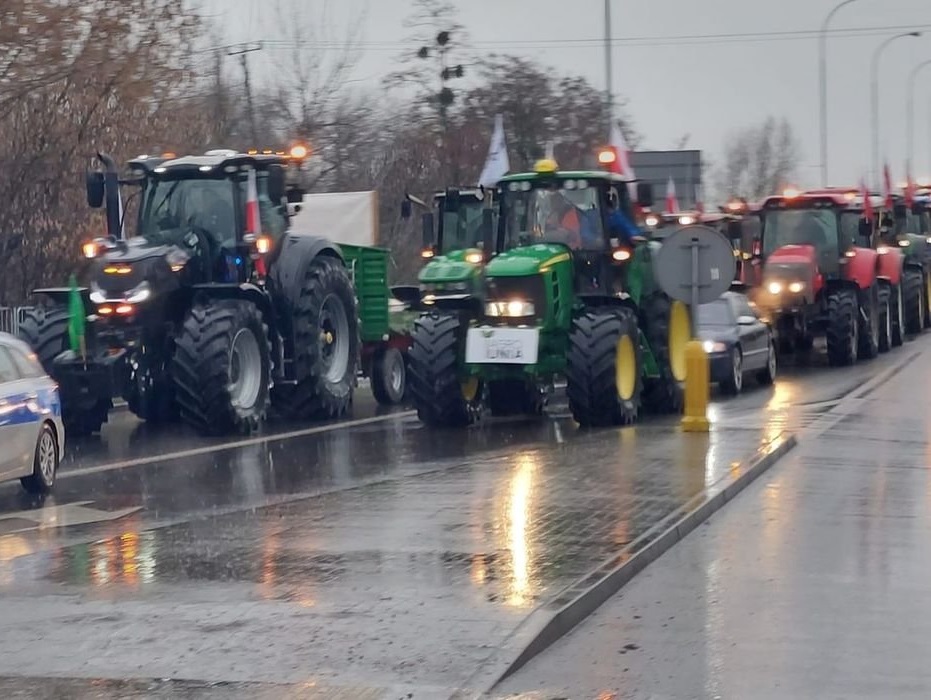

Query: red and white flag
left=664, top=176, right=679, bottom=214
left=861, top=179, right=874, bottom=222
left=608, top=123, right=635, bottom=181
left=883, top=163, right=894, bottom=209
left=245, top=167, right=261, bottom=236
left=905, top=166, right=916, bottom=208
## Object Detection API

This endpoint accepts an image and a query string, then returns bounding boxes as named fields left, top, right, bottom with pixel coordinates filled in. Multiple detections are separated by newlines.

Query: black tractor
left=19, top=148, right=360, bottom=436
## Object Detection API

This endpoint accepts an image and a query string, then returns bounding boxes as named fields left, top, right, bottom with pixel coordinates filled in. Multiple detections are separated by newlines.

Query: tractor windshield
left=502, top=180, right=604, bottom=250
left=762, top=208, right=843, bottom=269
left=439, top=200, right=485, bottom=253
left=138, top=177, right=237, bottom=250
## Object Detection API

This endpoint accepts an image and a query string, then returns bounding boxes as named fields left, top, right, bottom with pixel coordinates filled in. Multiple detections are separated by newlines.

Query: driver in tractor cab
left=544, top=189, right=583, bottom=248
left=605, top=190, right=640, bottom=247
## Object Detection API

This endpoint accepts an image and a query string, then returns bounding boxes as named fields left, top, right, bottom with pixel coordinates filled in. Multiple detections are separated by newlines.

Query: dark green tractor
left=890, top=196, right=931, bottom=331
left=18, top=148, right=391, bottom=436
left=408, top=159, right=691, bottom=428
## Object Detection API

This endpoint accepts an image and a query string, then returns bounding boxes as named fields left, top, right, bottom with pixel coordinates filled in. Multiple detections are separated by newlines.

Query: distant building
left=629, top=150, right=703, bottom=210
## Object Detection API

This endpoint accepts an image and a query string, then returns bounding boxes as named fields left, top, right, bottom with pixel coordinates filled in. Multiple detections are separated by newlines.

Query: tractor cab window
left=439, top=201, right=485, bottom=252
left=139, top=177, right=237, bottom=252
left=503, top=180, right=603, bottom=250
left=763, top=209, right=839, bottom=269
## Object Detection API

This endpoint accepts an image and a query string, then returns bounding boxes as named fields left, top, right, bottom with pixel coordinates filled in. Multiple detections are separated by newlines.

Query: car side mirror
left=401, top=199, right=412, bottom=219
left=737, top=315, right=756, bottom=326
left=267, top=166, right=286, bottom=203
left=86, top=171, right=105, bottom=208
left=636, top=182, right=654, bottom=208
left=421, top=212, right=435, bottom=248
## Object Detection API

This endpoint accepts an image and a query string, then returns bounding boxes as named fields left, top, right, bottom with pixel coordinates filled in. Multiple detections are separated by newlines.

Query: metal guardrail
left=0, top=307, right=32, bottom=336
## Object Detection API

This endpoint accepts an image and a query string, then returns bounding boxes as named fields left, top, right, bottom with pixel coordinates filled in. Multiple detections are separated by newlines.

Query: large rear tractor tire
left=825, top=289, right=858, bottom=367
left=408, top=313, right=481, bottom=427
left=903, top=267, right=925, bottom=335
left=857, top=285, right=879, bottom=361
left=487, top=379, right=546, bottom=417
left=640, top=295, right=689, bottom=414
left=370, top=346, right=407, bottom=406
left=566, top=308, right=643, bottom=427
left=18, top=303, right=110, bottom=436
left=272, top=256, right=359, bottom=420
left=172, top=300, right=272, bottom=435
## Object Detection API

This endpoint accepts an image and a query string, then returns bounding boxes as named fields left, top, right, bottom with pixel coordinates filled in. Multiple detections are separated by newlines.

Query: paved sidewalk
left=496, top=344, right=931, bottom=699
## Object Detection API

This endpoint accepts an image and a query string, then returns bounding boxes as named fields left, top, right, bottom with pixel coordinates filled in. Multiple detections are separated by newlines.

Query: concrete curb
left=456, top=432, right=797, bottom=698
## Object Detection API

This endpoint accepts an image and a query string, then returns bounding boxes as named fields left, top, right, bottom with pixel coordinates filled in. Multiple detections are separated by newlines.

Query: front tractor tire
left=172, top=300, right=272, bottom=435
left=857, top=286, right=880, bottom=361
left=825, top=289, right=858, bottom=367
left=408, top=313, right=481, bottom=428
left=566, top=308, right=643, bottom=428
left=272, top=256, right=360, bottom=420
left=903, top=267, right=925, bottom=335
left=18, top=304, right=109, bottom=436
left=640, top=295, right=689, bottom=413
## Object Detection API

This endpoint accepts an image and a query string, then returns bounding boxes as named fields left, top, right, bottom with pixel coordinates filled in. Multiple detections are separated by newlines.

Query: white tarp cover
left=289, top=190, right=379, bottom=246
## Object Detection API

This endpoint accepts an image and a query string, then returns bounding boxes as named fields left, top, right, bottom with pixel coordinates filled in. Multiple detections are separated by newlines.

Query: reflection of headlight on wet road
left=702, top=340, right=727, bottom=353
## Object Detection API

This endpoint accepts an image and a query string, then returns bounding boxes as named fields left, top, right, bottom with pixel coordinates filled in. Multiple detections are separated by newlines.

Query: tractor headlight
left=767, top=281, right=783, bottom=295
left=126, top=281, right=152, bottom=304
left=787, top=281, right=805, bottom=294
left=486, top=299, right=535, bottom=317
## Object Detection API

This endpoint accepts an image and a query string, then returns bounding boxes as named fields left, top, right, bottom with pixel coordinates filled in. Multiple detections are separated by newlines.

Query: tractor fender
left=843, top=247, right=879, bottom=290
left=875, top=247, right=904, bottom=286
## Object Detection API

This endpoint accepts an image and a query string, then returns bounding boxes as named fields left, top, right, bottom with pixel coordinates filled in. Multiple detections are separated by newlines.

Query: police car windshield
left=502, top=180, right=603, bottom=250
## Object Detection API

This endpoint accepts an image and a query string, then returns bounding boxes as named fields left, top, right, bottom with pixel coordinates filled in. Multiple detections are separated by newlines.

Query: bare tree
left=715, top=117, right=801, bottom=201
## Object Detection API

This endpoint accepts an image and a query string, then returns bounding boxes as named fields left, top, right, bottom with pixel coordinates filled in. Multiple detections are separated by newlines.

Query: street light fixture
left=907, top=60, right=931, bottom=178
left=819, top=0, right=859, bottom=186
left=871, top=31, right=922, bottom=188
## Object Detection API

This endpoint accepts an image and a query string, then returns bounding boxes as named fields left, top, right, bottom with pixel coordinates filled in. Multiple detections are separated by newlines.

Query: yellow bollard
left=680, top=339, right=710, bottom=432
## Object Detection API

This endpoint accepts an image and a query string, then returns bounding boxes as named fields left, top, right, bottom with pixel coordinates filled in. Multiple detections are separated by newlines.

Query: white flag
left=478, top=114, right=510, bottom=187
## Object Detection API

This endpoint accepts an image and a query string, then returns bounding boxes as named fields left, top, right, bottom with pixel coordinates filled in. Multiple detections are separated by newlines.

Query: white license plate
left=465, top=327, right=540, bottom=364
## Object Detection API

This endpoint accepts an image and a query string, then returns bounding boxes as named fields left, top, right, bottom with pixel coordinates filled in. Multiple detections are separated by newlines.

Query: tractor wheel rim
left=733, top=352, right=742, bottom=391
left=228, top=328, right=262, bottom=409
left=319, top=294, right=350, bottom=383
left=668, top=301, right=690, bottom=382
left=615, top=334, right=637, bottom=401
left=388, top=354, right=403, bottom=394
left=461, top=377, right=479, bottom=402
left=38, top=430, right=56, bottom=483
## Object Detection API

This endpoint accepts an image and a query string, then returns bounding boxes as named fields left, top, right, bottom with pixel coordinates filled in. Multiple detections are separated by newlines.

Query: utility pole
left=418, top=31, right=464, bottom=180
left=604, top=0, right=613, bottom=132
left=227, top=42, right=263, bottom=145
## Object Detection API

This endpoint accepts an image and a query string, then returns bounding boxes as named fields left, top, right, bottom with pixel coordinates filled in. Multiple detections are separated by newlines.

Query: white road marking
left=64, top=410, right=417, bottom=480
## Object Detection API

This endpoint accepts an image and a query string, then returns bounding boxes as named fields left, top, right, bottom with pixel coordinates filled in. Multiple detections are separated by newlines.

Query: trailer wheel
left=18, top=303, right=110, bottom=436
left=567, top=308, right=642, bottom=427
left=408, top=313, right=480, bottom=427
left=371, top=346, right=406, bottom=406
left=903, top=267, right=924, bottom=335
left=172, top=300, right=271, bottom=435
left=640, top=295, right=688, bottom=414
left=825, top=288, right=858, bottom=367
left=272, top=256, right=359, bottom=420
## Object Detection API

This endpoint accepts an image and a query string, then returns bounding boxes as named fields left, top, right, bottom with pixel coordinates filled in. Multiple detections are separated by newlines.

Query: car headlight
left=126, top=281, right=152, bottom=304
left=486, top=299, right=535, bottom=317
left=702, top=340, right=727, bottom=353
left=767, top=281, right=783, bottom=295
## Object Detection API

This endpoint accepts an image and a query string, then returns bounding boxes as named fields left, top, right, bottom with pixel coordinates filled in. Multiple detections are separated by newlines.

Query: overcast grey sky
left=201, top=0, right=931, bottom=192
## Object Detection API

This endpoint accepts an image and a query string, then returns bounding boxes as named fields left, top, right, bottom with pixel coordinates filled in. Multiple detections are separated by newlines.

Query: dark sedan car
left=698, top=292, right=777, bottom=395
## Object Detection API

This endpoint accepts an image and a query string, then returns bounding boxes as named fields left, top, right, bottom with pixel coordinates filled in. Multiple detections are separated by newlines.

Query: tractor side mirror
left=267, top=166, right=286, bottom=203
left=421, top=212, right=435, bottom=248
left=636, top=182, right=654, bottom=208
left=86, top=171, right=105, bottom=208
left=481, top=208, right=494, bottom=256
left=401, top=199, right=412, bottom=219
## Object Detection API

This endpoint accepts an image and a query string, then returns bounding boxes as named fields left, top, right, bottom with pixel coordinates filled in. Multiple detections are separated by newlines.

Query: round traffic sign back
left=653, top=225, right=736, bottom=305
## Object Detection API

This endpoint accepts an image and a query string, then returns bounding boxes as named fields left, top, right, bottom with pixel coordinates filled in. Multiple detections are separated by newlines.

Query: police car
left=0, top=332, right=64, bottom=493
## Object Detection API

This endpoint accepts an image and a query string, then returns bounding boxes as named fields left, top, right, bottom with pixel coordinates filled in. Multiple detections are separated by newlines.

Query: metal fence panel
left=0, top=307, right=33, bottom=336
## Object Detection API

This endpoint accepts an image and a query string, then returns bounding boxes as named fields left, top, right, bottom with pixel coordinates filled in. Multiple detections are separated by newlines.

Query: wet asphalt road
left=0, top=339, right=925, bottom=697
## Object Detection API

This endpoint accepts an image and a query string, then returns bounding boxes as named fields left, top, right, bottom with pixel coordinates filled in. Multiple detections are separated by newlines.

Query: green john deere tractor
left=407, top=159, right=691, bottom=428
left=18, top=147, right=405, bottom=437
left=891, top=196, right=931, bottom=332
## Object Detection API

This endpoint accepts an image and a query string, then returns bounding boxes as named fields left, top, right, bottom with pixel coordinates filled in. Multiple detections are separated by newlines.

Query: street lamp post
left=604, top=0, right=613, bottom=131
left=907, top=60, right=931, bottom=178
left=819, top=0, right=859, bottom=186
left=872, top=31, right=922, bottom=188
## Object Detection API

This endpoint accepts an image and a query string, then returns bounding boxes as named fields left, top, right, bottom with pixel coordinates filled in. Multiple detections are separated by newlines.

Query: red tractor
left=749, top=190, right=894, bottom=366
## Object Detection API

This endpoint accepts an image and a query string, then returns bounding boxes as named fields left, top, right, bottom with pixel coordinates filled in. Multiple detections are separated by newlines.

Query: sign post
left=654, top=225, right=736, bottom=432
